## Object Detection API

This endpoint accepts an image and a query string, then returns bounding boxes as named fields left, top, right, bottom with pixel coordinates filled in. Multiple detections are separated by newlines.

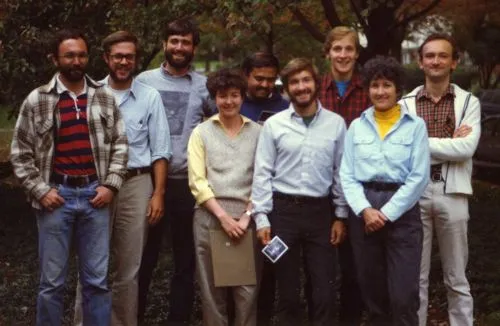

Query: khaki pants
left=75, top=173, right=153, bottom=326
left=418, top=181, right=473, bottom=326
left=194, top=199, right=258, bottom=326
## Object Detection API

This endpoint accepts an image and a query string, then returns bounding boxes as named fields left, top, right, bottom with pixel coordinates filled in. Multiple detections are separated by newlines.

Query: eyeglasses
left=109, top=53, right=136, bottom=62
left=59, top=52, right=89, bottom=61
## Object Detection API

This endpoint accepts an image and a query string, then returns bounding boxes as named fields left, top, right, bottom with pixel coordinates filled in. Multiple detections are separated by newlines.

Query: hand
left=147, top=193, right=164, bottom=225
left=362, top=207, right=386, bottom=233
left=237, top=212, right=251, bottom=231
left=90, top=186, right=114, bottom=208
left=256, top=227, right=271, bottom=246
left=453, top=125, right=472, bottom=138
left=330, top=220, right=347, bottom=245
left=220, top=214, right=245, bottom=239
left=40, top=188, right=65, bottom=211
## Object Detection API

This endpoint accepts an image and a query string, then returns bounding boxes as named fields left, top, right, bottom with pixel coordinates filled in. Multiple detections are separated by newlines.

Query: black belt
left=430, top=164, right=443, bottom=182
left=362, top=182, right=401, bottom=192
left=126, top=166, right=151, bottom=180
left=50, top=172, right=98, bottom=187
left=273, top=192, right=328, bottom=205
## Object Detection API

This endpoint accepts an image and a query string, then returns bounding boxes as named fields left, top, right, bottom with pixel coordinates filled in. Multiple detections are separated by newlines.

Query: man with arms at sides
left=136, top=19, right=214, bottom=325
left=401, top=33, right=480, bottom=326
left=10, top=29, right=128, bottom=326
left=252, top=58, right=347, bottom=326
left=318, top=25, right=370, bottom=325
left=241, top=52, right=289, bottom=124
left=74, top=31, right=171, bottom=326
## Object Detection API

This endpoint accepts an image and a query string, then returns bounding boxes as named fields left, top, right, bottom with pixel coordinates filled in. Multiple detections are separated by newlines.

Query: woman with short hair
left=187, top=68, right=261, bottom=326
left=340, top=56, right=430, bottom=326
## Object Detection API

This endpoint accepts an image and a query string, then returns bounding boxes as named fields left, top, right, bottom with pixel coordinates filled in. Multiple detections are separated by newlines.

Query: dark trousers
left=256, top=259, right=276, bottom=324
left=138, top=178, right=196, bottom=324
left=270, top=194, right=337, bottom=326
left=338, top=237, right=364, bottom=325
left=349, top=187, right=422, bottom=326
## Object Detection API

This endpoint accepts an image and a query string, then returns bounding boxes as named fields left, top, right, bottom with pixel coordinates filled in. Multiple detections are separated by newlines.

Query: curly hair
left=206, top=68, right=247, bottom=99
left=362, top=56, right=405, bottom=94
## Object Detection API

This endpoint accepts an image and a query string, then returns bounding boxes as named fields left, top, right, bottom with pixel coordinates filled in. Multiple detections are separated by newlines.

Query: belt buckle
left=431, top=172, right=442, bottom=182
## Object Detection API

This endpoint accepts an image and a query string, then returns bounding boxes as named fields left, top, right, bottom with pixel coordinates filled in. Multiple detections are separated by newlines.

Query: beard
left=289, top=88, right=318, bottom=109
left=109, top=66, right=134, bottom=84
left=164, top=49, right=194, bottom=69
left=59, top=65, right=86, bottom=83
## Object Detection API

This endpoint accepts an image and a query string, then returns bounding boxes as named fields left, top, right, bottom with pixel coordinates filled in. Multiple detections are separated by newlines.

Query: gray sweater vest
left=198, top=119, right=261, bottom=203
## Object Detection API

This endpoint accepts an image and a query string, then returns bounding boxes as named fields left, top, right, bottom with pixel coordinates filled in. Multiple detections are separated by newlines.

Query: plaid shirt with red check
left=318, top=72, right=370, bottom=127
left=416, top=85, right=456, bottom=138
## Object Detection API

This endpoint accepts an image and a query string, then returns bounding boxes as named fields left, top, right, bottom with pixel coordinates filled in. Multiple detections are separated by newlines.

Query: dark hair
left=280, top=58, right=319, bottom=90
left=51, top=29, right=89, bottom=57
left=418, top=33, right=459, bottom=60
left=163, top=19, right=200, bottom=46
left=206, top=68, right=247, bottom=99
left=362, top=55, right=405, bottom=94
left=102, top=30, right=139, bottom=54
left=241, top=52, right=280, bottom=76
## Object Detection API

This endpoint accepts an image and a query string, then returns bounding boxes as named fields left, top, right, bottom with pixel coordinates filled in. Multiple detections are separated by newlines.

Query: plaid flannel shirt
left=318, top=72, right=370, bottom=127
left=416, top=85, right=456, bottom=138
left=10, top=73, right=128, bottom=209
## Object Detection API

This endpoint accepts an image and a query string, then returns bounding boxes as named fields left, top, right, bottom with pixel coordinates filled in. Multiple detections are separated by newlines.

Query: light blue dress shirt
left=251, top=102, right=348, bottom=230
left=340, top=105, right=430, bottom=222
left=102, top=77, right=172, bottom=168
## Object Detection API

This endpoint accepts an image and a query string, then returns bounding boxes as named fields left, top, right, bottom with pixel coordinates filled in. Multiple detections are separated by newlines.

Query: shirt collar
left=325, top=71, right=363, bottom=91
left=101, top=75, right=137, bottom=99
left=161, top=61, right=193, bottom=80
left=416, top=84, right=455, bottom=101
left=56, top=74, right=88, bottom=96
left=289, top=100, right=324, bottom=119
left=210, top=113, right=252, bottom=125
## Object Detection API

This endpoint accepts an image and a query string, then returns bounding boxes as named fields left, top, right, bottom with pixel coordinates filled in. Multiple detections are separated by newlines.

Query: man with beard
left=10, top=29, right=128, bottom=325
left=74, top=31, right=171, bottom=326
left=136, top=19, right=214, bottom=324
left=240, top=52, right=288, bottom=124
left=318, top=26, right=370, bottom=326
left=251, top=58, right=348, bottom=326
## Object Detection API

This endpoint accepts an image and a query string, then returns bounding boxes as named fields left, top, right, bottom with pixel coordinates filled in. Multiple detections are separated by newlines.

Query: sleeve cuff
left=104, top=173, right=125, bottom=191
left=380, top=203, right=400, bottom=222
left=195, top=191, right=215, bottom=206
left=254, top=213, right=271, bottom=230
left=31, top=182, right=51, bottom=201
left=352, top=199, right=372, bottom=217
left=152, top=154, right=171, bottom=163
left=334, top=205, right=349, bottom=219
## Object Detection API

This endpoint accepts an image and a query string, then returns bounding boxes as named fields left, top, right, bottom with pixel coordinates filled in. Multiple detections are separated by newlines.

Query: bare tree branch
left=290, top=8, right=325, bottom=42
left=349, top=0, right=368, bottom=30
left=321, top=0, right=342, bottom=26
left=392, top=0, right=442, bottom=30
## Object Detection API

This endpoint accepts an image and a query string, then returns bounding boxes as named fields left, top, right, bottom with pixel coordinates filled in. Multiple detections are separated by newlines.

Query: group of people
left=9, top=17, right=480, bottom=326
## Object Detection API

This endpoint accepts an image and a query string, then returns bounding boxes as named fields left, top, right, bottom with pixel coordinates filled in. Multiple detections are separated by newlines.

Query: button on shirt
left=340, top=106, right=430, bottom=222
left=251, top=103, right=348, bottom=230
left=102, top=77, right=172, bottom=168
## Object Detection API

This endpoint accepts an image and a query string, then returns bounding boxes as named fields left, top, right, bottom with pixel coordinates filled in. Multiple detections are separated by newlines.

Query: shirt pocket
left=35, top=116, right=54, bottom=152
left=388, top=136, right=412, bottom=161
left=353, top=135, right=377, bottom=159
left=126, top=120, right=148, bottom=146
left=311, top=137, right=334, bottom=166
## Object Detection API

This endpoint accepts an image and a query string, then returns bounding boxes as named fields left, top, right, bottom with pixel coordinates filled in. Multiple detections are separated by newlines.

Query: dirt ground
left=1, top=176, right=499, bottom=326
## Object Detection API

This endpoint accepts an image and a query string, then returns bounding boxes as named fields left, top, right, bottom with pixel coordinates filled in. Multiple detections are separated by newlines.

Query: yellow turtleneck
left=374, top=104, right=401, bottom=139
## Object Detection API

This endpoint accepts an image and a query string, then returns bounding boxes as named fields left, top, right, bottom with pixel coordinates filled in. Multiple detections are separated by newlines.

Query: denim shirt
left=340, top=106, right=430, bottom=221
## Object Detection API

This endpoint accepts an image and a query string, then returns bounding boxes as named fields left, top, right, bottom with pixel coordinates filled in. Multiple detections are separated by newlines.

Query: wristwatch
left=244, top=210, right=252, bottom=217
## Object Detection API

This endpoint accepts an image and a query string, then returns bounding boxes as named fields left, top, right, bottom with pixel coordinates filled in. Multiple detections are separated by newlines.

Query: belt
left=430, top=164, right=443, bottom=182
left=273, top=192, right=328, bottom=205
left=50, top=172, right=98, bottom=187
left=126, top=166, right=151, bottom=180
left=362, top=181, right=401, bottom=192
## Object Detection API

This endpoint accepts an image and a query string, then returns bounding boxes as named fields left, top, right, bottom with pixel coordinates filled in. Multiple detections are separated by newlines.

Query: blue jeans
left=36, top=180, right=111, bottom=326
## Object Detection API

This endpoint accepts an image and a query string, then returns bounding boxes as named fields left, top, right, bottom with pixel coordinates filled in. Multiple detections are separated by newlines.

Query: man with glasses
left=74, top=31, right=171, bottom=326
left=10, top=29, right=128, bottom=325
